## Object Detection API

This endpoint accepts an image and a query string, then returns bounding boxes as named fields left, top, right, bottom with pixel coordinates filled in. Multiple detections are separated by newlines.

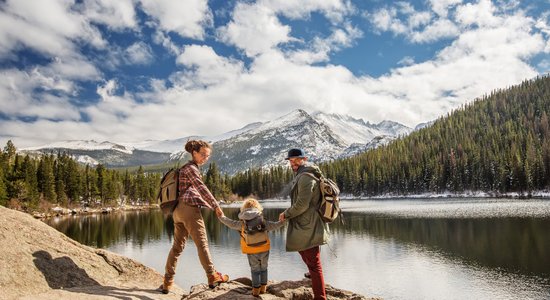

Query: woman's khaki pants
left=164, top=202, right=215, bottom=281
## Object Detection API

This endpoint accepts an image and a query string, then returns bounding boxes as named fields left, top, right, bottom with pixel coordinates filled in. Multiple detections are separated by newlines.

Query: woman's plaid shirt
left=177, top=161, right=219, bottom=210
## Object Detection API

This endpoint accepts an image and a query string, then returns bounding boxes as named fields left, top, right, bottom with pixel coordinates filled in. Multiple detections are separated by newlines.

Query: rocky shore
left=0, top=205, right=375, bottom=300
left=26, top=204, right=157, bottom=220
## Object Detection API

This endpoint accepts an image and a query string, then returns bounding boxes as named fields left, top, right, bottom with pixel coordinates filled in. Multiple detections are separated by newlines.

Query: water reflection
left=330, top=213, right=550, bottom=277
left=49, top=210, right=166, bottom=248
left=45, top=200, right=550, bottom=299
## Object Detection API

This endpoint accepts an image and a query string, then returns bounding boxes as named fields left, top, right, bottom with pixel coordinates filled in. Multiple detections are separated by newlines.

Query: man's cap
left=285, top=148, right=306, bottom=160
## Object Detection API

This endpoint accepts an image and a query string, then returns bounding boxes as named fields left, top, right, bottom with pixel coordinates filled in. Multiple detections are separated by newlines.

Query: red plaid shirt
left=178, top=161, right=219, bottom=210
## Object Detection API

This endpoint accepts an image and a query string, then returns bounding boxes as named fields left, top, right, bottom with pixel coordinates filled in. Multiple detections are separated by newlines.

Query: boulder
left=183, top=277, right=373, bottom=299
left=0, top=206, right=185, bottom=300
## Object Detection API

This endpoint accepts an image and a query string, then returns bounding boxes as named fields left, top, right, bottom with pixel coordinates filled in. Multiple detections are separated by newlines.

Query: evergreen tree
left=0, top=164, right=7, bottom=206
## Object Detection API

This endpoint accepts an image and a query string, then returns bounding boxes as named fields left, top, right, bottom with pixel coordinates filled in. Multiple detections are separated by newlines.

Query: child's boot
left=252, top=287, right=261, bottom=297
left=259, top=284, right=267, bottom=294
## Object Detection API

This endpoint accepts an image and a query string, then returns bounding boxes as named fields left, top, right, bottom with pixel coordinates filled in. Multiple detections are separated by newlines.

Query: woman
left=160, top=140, right=229, bottom=294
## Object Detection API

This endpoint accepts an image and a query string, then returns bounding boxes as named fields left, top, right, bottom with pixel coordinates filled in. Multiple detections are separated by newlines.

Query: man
left=279, top=148, right=329, bottom=300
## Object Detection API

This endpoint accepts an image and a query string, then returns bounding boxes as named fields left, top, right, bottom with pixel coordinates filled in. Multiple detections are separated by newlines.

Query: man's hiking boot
left=252, top=287, right=261, bottom=297
left=259, top=284, right=267, bottom=294
left=208, top=271, right=229, bottom=288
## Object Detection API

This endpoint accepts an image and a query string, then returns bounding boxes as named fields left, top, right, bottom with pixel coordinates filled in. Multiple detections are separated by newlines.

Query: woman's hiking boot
left=252, top=286, right=261, bottom=297
left=208, top=271, right=229, bottom=288
left=159, top=277, right=173, bottom=294
left=259, top=284, right=267, bottom=294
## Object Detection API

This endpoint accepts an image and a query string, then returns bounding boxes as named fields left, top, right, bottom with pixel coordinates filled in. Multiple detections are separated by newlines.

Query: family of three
left=159, top=140, right=330, bottom=299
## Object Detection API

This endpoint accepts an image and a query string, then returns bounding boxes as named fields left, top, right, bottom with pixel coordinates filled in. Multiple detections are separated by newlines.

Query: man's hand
left=215, top=206, right=224, bottom=218
left=279, top=212, right=285, bottom=222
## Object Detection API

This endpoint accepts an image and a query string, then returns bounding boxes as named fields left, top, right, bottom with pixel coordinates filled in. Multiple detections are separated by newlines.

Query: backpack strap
left=291, top=172, right=320, bottom=192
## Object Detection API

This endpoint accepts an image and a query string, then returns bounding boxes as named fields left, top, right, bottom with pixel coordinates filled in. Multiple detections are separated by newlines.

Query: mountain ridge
left=21, top=109, right=416, bottom=174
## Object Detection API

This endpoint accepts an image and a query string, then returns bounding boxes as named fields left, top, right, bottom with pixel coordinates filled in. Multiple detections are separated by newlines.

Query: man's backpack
left=157, top=168, right=180, bottom=216
left=302, top=173, right=341, bottom=223
left=241, top=216, right=268, bottom=246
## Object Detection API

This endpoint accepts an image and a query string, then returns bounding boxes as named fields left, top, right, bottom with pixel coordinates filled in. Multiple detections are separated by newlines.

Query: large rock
left=183, top=277, right=373, bottom=300
left=0, top=206, right=185, bottom=300
left=0, top=206, right=375, bottom=299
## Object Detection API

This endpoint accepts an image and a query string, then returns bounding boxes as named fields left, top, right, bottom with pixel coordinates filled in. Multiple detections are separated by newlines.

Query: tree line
left=3, top=76, right=549, bottom=208
left=0, top=141, right=161, bottom=210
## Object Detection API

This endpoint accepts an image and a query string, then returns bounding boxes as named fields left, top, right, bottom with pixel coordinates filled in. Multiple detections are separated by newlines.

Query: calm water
left=46, top=199, right=550, bottom=300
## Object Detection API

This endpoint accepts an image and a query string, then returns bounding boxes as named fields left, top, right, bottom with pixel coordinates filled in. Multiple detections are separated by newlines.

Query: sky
left=0, top=0, right=549, bottom=148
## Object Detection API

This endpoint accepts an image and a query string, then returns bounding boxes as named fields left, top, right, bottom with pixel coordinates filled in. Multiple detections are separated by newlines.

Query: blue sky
left=0, top=0, right=549, bottom=148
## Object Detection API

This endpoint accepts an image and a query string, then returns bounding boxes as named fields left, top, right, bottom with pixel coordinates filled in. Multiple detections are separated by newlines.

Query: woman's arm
left=183, top=164, right=220, bottom=210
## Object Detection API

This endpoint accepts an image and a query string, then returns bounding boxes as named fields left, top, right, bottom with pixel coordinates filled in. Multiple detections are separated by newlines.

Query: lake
left=45, top=199, right=550, bottom=300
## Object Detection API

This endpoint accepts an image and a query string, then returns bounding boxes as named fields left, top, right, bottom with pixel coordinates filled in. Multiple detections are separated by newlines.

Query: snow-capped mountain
left=311, top=112, right=412, bottom=144
left=21, top=140, right=172, bottom=167
left=206, top=109, right=349, bottom=174
left=24, top=140, right=134, bottom=154
left=21, top=109, right=414, bottom=173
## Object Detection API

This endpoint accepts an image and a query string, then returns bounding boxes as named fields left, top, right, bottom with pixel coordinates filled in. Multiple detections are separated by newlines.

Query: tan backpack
left=157, top=167, right=180, bottom=216
left=301, top=172, right=341, bottom=223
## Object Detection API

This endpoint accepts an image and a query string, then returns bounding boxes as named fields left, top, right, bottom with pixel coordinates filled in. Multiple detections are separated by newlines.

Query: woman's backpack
left=157, top=167, right=180, bottom=216
left=241, top=216, right=268, bottom=246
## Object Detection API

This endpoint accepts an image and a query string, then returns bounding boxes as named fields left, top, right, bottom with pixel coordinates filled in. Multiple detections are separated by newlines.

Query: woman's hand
left=215, top=206, right=224, bottom=218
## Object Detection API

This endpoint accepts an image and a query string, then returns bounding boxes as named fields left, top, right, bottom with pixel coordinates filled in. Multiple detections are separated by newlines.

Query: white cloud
left=288, top=23, right=363, bottom=64
left=217, top=2, right=294, bottom=57
left=369, top=2, right=460, bottom=43
left=175, top=45, right=244, bottom=88
left=152, top=30, right=182, bottom=56
left=139, top=0, right=212, bottom=40
left=262, top=0, right=354, bottom=23
left=0, top=68, right=80, bottom=120
left=217, top=0, right=357, bottom=58
left=429, top=0, right=463, bottom=17
left=81, top=0, right=137, bottom=30
left=369, top=7, right=408, bottom=35
left=455, top=0, right=499, bottom=27
left=125, top=42, right=154, bottom=65
left=398, top=56, right=415, bottom=66
left=411, top=18, right=459, bottom=43
left=0, top=0, right=107, bottom=56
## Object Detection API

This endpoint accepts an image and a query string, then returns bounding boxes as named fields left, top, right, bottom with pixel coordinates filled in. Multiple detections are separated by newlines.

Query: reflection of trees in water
left=48, top=210, right=166, bottom=248
left=48, top=207, right=550, bottom=278
left=331, top=211, right=550, bottom=276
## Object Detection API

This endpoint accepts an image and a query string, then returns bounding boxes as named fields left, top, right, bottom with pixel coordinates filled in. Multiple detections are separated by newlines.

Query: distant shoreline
left=347, top=190, right=550, bottom=200
left=17, top=204, right=160, bottom=220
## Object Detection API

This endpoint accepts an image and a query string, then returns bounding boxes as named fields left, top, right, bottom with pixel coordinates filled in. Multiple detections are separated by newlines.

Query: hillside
left=321, top=75, right=550, bottom=196
left=0, top=205, right=185, bottom=299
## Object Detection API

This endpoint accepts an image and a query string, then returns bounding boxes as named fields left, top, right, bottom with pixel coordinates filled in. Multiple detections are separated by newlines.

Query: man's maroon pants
left=299, top=246, right=326, bottom=300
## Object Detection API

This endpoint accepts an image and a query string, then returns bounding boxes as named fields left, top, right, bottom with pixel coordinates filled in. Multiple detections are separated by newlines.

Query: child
left=218, top=198, right=284, bottom=297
